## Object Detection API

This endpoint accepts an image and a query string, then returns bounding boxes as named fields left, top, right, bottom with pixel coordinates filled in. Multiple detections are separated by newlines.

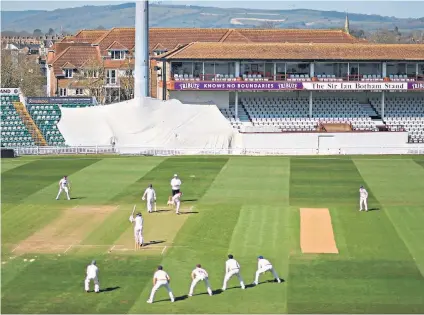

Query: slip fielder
left=142, top=184, right=156, bottom=213
left=222, top=254, right=245, bottom=291
left=253, top=256, right=281, bottom=286
left=56, top=175, right=70, bottom=200
left=188, top=264, right=213, bottom=297
left=84, top=260, right=100, bottom=293
left=147, top=265, right=175, bottom=303
left=359, top=185, right=369, bottom=212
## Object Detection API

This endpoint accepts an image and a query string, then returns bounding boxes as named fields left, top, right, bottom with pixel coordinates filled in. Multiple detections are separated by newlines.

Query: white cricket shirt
left=225, top=259, right=240, bottom=271
left=86, top=264, right=99, bottom=278
left=154, top=270, right=169, bottom=281
left=144, top=188, right=156, bottom=200
left=359, top=188, right=368, bottom=199
left=192, top=267, right=208, bottom=279
left=59, top=178, right=68, bottom=188
left=258, top=258, right=272, bottom=269
left=171, top=178, right=182, bottom=190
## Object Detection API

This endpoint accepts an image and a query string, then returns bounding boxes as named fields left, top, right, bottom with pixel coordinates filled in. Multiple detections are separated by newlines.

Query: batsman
left=129, top=205, right=144, bottom=248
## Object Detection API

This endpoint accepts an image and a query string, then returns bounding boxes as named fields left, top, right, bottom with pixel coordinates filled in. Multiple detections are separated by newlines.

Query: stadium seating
left=370, top=96, right=424, bottom=143
left=233, top=96, right=377, bottom=132
left=26, top=102, right=94, bottom=146
left=26, top=103, right=66, bottom=146
left=0, top=95, right=36, bottom=147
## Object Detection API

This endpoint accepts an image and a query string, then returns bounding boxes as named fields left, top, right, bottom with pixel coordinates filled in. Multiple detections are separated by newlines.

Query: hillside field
left=2, top=155, right=424, bottom=313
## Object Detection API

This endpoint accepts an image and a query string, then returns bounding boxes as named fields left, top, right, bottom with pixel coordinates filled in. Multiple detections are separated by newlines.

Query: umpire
left=170, top=174, right=182, bottom=196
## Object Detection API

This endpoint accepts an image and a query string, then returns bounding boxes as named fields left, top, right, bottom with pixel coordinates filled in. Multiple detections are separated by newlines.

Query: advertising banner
left=173, top=81, right=303, bottom=91
left=172, top=81, right=424, bottom=91
left=0, top=88, right=20, bottom=95
left=26, top=97, right=93, bottom=104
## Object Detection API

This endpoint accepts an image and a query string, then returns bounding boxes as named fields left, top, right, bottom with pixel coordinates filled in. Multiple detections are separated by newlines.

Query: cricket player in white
left=188, top=264, right=213, bottom=297
left=56, top=176, right=70, bottom=200
left=253, top=256, right=281, bottom=286
left=359, top=185, right=369, bottom=211
left=129, top=212, right=144, bottom=247
left=170, top=174, right=182, bottom=196
left=222, top=254, right=245, bottom=291
left=84, top=260, right=100, bottom=293
left=147, top=265, right=175, bottom=303
left=142, top=184, right=156, bottom=213
left=172, top=192, right=182, bottom=214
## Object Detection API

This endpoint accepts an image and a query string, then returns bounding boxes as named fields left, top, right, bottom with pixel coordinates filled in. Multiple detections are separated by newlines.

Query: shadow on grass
left=70, top=197, right=86, bottom=200
left=144, top=240, right=165, bottom=247
left=99, top=286, right=120, bottom=293
left=154, top=209, right=171, bottom=213
left=180, top=211, right=199, bottom=215
left=183, top=199, right=198, bottom=202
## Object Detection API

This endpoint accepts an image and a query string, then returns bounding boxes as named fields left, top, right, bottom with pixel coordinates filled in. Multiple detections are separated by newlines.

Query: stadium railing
left=10, top=145, right=424, bottom=156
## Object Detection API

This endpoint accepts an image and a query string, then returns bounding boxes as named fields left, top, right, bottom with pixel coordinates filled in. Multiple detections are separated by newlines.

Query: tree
left=96, top=25, right=106, bottom=30
left=33, top=29, right=43, bottom=36
left=350, top=29, right=366, bottom=39
left=257, top=21, right=278, bottom=29
left=76, top=57, right=107, bottom=104
left=119, top=56, right=134, bottom=101
left=368, top=29, right=399, bottom=43
left=47, top=28, right=55, bottom=35
left=1, top=48, right=46, bottom=96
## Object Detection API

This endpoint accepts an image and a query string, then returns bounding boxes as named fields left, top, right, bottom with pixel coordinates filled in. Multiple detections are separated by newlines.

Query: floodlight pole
left=134, top=0, right=150, bottom=102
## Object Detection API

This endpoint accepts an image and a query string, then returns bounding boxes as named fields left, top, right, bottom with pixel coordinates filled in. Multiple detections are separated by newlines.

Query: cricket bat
left=131, top=204, right=136, bottom=216
left=154, top=202, right=157, bottom=212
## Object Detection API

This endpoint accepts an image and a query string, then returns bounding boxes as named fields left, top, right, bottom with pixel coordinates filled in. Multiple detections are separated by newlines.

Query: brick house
left=47, top=28, right=361, bottom=103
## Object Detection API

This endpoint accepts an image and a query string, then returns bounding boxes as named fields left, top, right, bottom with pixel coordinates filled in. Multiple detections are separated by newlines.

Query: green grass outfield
left=2, top=155, right=424, bottom=314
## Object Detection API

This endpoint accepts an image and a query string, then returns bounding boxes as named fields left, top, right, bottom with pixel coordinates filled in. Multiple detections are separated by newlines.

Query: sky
left=1, top=0, right=424, bottom=19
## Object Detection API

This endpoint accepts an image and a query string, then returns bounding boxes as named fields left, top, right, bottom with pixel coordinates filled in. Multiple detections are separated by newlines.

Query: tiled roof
left=231, top=29, right=361, bottom=43
left=92, top=28, right=135, bottom=57
left=61, top=61, right=76, bottom=69
left=219, top=30, right=251, bottom=43
left=163, top=42, right=424, bottom=61
left=51, top=45, right=100, bottom=76
left=64, top=28, right=360, bottom=54
left=106, top=40, right=129, bottom=51
left=63, top=30, right=109, bottom=43
left=103, top=59, right=135, bottom=69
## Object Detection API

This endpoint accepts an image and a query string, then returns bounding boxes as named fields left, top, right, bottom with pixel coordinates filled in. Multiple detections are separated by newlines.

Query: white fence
left=9, top=145, right=424, bottom=156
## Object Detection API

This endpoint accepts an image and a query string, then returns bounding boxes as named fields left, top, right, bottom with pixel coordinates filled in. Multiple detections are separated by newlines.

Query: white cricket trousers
left=360, top=197, right=368, bottom=211
left=189, top=277, right=212, bottom=296
left=148, top=280, right=174, bottom=302
left=56, top=187, right=70, bottom=200
left=134, top=227, right=143, bottom=245
left=222, top=269, right=245, bottom=290
left=146, top=198, right=154, bottom=213
left=84, top=276, right=99, bottom=292
left=254, top=265, right=281, bottom=284
left=175, top=200, right=180, bottom=214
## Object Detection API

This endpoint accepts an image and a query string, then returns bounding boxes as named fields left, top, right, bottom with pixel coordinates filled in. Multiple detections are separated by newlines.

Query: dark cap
left=228, top=254, right=233, bottom=259
left=158, top=265, right=163, bottom=270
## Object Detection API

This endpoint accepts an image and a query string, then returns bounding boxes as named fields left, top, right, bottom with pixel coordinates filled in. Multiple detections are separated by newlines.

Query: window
left=64, top=69, right=73, bottom=78
left=107, top=70, right=116, bottom=84
left=75, top=88, right=83, bottom=95
left=59, top=88, right=67, bottom=97
left=84, top=69, right=99, bottom=78
left=110, top=50, right=125, bottom=60
left=125, top=69, right=133, bottom=76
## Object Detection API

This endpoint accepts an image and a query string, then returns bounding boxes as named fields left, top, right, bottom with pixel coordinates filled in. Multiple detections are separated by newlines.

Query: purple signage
left=173, top=81, right=424, bottom=91
left=173, top=81, right=303, bottom=91
left=408, top=82, right=424, bottom=90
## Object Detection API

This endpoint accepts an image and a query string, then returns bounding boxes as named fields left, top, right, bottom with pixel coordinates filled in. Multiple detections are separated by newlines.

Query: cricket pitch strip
left=300, top=208, right=339, bottom=254
left=12, top=205, right=118, bottom=254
